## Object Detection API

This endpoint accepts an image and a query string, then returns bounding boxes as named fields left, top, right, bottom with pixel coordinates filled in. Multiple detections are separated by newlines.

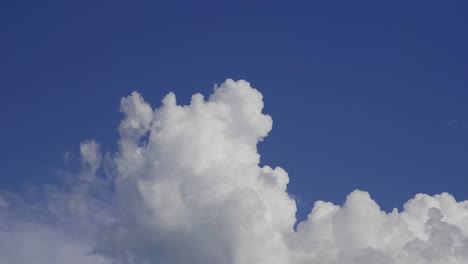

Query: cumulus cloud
left=1, top=79, right=468, bottom=264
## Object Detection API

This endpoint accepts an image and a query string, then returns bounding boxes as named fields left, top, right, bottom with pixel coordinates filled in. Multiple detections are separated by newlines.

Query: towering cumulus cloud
left=1, top=79, right=468, bottom=264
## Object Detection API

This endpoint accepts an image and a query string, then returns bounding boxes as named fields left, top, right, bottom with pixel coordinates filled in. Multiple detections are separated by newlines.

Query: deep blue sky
left=1, top=0, right=467, bottom=220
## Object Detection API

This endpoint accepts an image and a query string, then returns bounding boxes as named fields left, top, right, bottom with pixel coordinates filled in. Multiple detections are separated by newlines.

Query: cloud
left=290, top=191, right=468, bottom=263
left=1, top=79, right=468, bottom=263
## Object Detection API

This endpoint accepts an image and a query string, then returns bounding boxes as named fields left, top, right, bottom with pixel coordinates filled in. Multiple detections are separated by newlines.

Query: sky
left=1, top=1, right=468, bottom=263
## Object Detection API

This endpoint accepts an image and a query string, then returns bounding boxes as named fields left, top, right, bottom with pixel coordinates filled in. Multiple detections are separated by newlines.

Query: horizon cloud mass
left=1, top=79, right=468, bottom=264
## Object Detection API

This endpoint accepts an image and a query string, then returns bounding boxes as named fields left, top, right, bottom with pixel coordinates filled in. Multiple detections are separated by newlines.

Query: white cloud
left=1, top=79, right=468, bottom=263
left=0, top=221, right=109, bottom=264
left=290, top=190, right=468, bottom=263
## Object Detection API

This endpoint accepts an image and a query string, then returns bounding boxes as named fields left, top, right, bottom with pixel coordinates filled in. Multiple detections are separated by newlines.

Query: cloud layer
left=1, top=79, right=468, bottom=264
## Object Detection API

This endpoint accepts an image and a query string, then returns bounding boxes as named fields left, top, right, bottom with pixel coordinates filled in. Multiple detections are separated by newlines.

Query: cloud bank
left=1, top=79, right=468, bottom=264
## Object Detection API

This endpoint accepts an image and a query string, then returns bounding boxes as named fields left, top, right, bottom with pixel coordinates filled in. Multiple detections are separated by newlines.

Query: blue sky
left=1, top=0, right=467, bottom=223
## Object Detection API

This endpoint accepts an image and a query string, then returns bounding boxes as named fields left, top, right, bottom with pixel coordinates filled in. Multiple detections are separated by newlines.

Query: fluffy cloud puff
left=1, top=79, right=468, bottom=264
